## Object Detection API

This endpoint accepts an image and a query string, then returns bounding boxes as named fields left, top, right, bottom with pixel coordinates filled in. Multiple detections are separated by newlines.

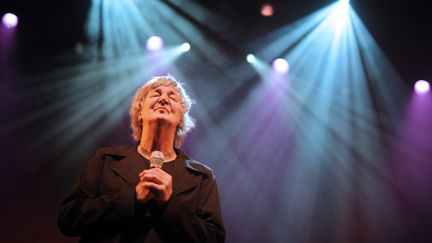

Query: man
left=58, top=75, right=225, bottom=242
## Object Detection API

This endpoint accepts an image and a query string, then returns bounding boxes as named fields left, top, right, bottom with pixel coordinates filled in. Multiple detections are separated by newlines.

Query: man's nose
left=158, top=94, right=169, bottom=104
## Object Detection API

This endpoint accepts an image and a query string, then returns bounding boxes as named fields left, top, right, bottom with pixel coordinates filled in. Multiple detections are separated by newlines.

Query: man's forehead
left=149, top=82, right=180, bottom=93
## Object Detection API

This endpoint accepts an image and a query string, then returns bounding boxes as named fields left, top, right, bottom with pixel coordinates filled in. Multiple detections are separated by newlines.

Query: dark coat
left=58, top=145, right=225, bottom=243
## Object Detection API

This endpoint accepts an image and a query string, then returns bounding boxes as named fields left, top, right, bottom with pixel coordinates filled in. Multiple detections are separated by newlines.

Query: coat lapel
left=172, top=150, right=201, bottom=196
left=110, top=145, right=149, bottom=186
left=109, top=146, right=201, bottom=194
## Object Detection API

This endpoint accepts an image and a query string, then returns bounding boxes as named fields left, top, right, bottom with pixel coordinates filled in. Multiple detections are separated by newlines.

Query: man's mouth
left=154, top=106, right=169, bottom=112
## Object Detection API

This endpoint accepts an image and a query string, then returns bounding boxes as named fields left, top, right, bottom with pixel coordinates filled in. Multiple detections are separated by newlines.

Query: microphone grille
left=150, top=151, right=164, bottom=168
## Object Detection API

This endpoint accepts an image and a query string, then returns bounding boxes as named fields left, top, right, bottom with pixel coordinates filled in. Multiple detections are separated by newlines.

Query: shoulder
left=96, top=144, right=135, bottom=156
left=97, top=144, right=135, bottom=154
left=185, top=159, right=214, bottom=175
left=178, top=150, right=215, bottom=178
left=87, top=145, right=136, bottom=164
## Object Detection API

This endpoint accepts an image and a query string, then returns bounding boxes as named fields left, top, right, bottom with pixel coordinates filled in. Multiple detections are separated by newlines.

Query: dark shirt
left=137, top=151, right=175, bottom=175
left=161, top=160, right=175, bottom=175
left=58, top=144, right=225, bottom=243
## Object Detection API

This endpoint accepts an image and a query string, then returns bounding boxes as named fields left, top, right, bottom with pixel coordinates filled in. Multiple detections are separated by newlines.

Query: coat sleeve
left=57, top=149, right=136, bottom=236
left=152, top=171, right=226, bottom=243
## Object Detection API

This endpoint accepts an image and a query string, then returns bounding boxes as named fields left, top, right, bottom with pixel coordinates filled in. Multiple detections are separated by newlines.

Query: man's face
left=140, top=83, right=183, bottom=127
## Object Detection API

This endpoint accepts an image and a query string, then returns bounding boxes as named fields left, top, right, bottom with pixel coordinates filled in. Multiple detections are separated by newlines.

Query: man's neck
left=139, top=121, right=177, bottom=162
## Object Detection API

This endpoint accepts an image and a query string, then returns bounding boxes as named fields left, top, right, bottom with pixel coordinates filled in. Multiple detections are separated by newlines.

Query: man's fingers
left=140, top=168, right=167, bottom=177
left=140, top=173, right=165, bottom=184
left=140, top=170, right=171, bottom=183
left=143, top=182, right=166, bottom=192
left=138, top=169, right=172, bottom=203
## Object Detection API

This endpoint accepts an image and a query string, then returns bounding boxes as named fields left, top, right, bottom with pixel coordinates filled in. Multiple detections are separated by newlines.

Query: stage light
left=2, top=13, right=18, bottom=29
left=414, top=80, right=430, bottom=94
left=333, top=0, right=350, bottom=20
left=247, top=54, right=255, bottom=63
left=180, top=42, right=190, bottom=52
left=261, top=3, right=274, bottom=17
left=272, top=58, right=289, bottom=74
left=146, top=36, right=163, bottom=51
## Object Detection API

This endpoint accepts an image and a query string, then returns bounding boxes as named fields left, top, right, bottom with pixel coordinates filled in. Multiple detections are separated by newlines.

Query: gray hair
left=129, top=75, right=195, bottom=148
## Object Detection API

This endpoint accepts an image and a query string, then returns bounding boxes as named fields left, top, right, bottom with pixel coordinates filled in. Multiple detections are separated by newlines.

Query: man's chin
left=145, top=114, right=178, bottom=126
left=147, top=116, right=170, bottom=125
left=156, top=117, right=167, bottom=124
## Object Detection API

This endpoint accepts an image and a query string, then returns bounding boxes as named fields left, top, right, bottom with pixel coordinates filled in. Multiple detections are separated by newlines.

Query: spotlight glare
left=2, top=13, right=18, bottom=29
left=414, top=80, right=430, bottom=95
left=272, top=58, right=289, bottom=74
left=261, top=3, right=274, bottom=17
left=146, top=36, right=163, bottom=51
left=246, top=54, right=256, bottom=63
left=334, top=0, right=350, bottom=16
left=180, top=42, right=191, bottom=52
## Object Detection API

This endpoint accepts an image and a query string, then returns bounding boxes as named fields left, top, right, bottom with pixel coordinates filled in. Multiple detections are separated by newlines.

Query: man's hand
left=139, top=168, right=173, bottom=203
left=135, top=179, right=152, bottom=202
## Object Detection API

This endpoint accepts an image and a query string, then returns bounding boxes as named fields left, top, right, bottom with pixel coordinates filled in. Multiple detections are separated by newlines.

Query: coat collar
left=109, top=145, right=146, bottom=186
left=107, top=145, right=206, bottom=195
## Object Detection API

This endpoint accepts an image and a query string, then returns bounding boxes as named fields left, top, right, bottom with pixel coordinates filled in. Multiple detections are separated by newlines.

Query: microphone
left=149, top=120, right=164, bottom=168
left=150, top=151, right=164, bottom=168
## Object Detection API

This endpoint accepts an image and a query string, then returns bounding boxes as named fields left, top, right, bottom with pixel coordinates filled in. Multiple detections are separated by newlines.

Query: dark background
left=2, top=0, right=431, bottom=82
left=1, top=0, right=431, bottom=242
